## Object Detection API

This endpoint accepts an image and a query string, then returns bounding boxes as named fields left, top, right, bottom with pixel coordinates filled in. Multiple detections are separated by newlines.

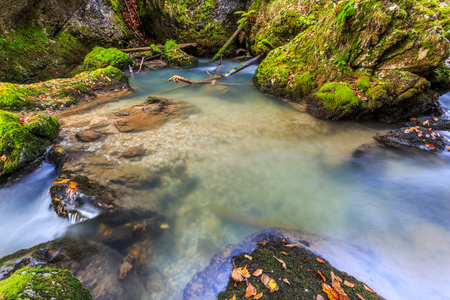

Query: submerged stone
left=374, top=127, right=448, bottom=151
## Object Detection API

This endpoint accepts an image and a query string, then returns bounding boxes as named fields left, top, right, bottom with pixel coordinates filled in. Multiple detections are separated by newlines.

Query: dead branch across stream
left=167, top=54, right=263, bottom=87
left=120, top=43, right=197, bottom=53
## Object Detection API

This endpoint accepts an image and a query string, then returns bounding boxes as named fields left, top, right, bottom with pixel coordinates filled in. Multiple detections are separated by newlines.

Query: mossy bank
left=252, top=0, right=450, bottom=122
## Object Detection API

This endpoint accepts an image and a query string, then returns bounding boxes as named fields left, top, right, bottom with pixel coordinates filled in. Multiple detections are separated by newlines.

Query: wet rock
left=76, top=129, right=103, bottom=142
left=407, top=116, right=450, bottom=131
left=184, top=229, right=382, bottom=300
left=374, top=127, right=448, bottom=151
left=112, top=97, right=200, bottom=132
left=121, top=146, right=146, bottom=158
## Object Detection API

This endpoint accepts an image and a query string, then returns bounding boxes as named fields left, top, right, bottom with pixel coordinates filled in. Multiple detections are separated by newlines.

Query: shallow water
left=2, top=60, right=450, bottom=299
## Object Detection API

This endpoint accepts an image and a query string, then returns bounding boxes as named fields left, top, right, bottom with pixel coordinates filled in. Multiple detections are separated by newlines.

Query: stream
left=1, top=59, right=450, bottom=299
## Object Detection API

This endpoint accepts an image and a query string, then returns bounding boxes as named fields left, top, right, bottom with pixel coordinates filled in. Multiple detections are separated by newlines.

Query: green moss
left=356, top=76, right=372, bottom=92
left=79, top=47, right=133, bottom=72
left=0, top=110, right=60, bottom=176
left=0, top=66, right=128, bottom=112
left=0, top=267, right=92, bottom=300
left=151, top=44, right=162, bottom=54
left=316, top=82, right=360, bottom=109
left=164, top=40, right=198, bottom=68
left=0, top=26, right=90, bottom=83
left=291, top=72, right=317, bottom=96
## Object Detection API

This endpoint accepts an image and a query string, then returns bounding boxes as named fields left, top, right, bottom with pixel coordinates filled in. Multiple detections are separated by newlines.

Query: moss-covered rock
left=137, top=0, right=247, bottom=52
left=0, top=66, right=129, bottom=111
left=0, top=267, right=92, bottom=300
left=0, top=110, right=60, bottom=177
left=252, top=0, right=450, bottom=122
left=79, top=47, right=133, bottom=72
left=0, top=0, right=129, bottom=83
left=217, top=237, right=383, bottom=300
left=164, top=40, right=198, bottom=68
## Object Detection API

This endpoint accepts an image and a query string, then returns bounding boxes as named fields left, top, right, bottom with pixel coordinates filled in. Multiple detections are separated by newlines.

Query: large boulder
left=136, top=0, right=248, bottom=52
left=0, top=0, right=129, bottom=83
left=253, top=0, right=450, bottom=122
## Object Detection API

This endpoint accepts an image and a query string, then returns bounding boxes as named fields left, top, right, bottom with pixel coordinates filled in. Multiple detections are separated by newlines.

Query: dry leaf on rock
left=274, top=256, right=287, bottom=269
left=253, top=269, right=263, bottom=277
left=261, top=274, right=279, bottom=293
left=284, top=244, right=300, bottom=248
left=283, top=278, right=291, bottom=285
left=244, top=254, right=252, bottom=260
left=281, top=251, right=289, bottom=256
left=331, top=271, right=345, bottom=294
left=316, top=295, right=325, bottom=300
left=318, top=270, right=326, bottom=282
left=254, top=292, right=263, bottom=299
left=258, top=239, right=269, bottom=245
left=230, top=295, right=236, bottom=300
left=0, top=155, right=6, bottom=161
left=232, top=268, right=244, bottom=282
left=316, top=258, right=324, bottom=263
left=245, top=282, right=257, bottom=298
left=356, top=294, right=366, bottom=300
left=363, top=284, right=377, bottom=294
left=343, top=281, right=354, bottom=288
left=242, top=265, right=251, bottom=278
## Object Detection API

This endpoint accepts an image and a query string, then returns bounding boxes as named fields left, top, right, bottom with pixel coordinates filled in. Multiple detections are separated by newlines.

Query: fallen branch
left=222, top=54, right=262, bottom=77
left=137, top=57, right=145, bottom=73
left=120, top=43, right=197, bottom=53
left=210, top=23, right=246, bottom=62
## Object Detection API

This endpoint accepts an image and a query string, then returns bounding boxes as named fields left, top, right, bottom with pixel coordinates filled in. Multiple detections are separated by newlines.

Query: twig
left=205, top=69, right=213, bottom=77
left=137, top=57, right=145, bottom=73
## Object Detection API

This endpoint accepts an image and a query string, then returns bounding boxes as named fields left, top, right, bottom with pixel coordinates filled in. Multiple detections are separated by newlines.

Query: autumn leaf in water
left=343, top=280, right=354, bottom=288
left=253, top=269, right=263, bottom=277
left=0, top=155, right=6, bottom=161
left=316, top=258, right=324, bottom=263
left=363, top=284, right=377, bottom=294
left=245, top=281, right=257, bottom=298
left=254, top=292, right=263, bottom=299
left=318, top=270, right=326, bottom=282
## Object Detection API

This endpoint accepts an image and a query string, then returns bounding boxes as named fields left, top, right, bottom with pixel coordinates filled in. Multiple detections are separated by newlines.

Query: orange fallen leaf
left=0, top=155, right=6, bottom=161
left=254, top=292, right=263, bottom=299
left=363, top=284, right=376, bottom=294
left=318, top=270, right=326, bottom=282
left=343, top=280, right=354, bottom=288
left=261, top=274, right=279, bottom=293
left=69, top=181, right=78, bottom=188
left=53, top=179, right=70, bottom=184
left=258, top=240, right=269, bottom=245
left=316, top=295, right=325, bottom=300
left=322, top=282, right=338, bottom=300
left=283, top=278, right=290, bottom=285
left=253, top=269, right=263, bottom=277
left=274, top=256, right=287, bottom=269
left=331, top=271, right=345, bottom=294
left=245, top=282, right=257, bottom=298
left=281, top=251, right=288, bottom=256
left=356, top=294, right=366, bottom=300
left=423, top=120, right=429, bottom=126
left=282, top=238, right=287, bottom=243
left=425, top=144, right=436, bottom=149
left=54, top=198, right=60, bottom=202
left=316, top=258, right=324, bottom=263
left=241, top=265, right=250, bottom=278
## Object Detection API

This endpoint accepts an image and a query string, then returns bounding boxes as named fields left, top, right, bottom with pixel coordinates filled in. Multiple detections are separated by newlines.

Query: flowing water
left=1, top=59, right=450, bottom=299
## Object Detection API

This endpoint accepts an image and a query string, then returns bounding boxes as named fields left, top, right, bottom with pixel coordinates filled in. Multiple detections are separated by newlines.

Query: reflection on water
left=1, top=60, right=450, bottom=300
left=0, top=163, right=68, bottom=257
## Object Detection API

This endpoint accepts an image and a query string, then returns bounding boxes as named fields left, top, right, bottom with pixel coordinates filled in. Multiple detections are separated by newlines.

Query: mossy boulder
left=79, top=47, right=133, bottom=72
left=137, top=0, right=247, bottom=52
left=164, top=40, right=198, bottom=68
left=0, top=66, right=129, bottom=111
left=0, top=110, right=60, bottom=177
left=0, top=267, right=92, bottom=300
left=253, top=0, right=450, bottom=122
left=0, top=0, right=129, bottom=83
